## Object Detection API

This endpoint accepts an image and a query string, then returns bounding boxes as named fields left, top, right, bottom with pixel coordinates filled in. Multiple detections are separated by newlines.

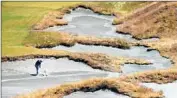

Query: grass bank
left=16, top=78, right=163, bottom=98
left=115, top=2, right=177, bottom=39
left=119, top=69, right=177, bottom=84
left=23, top=31, right=131, bottom=49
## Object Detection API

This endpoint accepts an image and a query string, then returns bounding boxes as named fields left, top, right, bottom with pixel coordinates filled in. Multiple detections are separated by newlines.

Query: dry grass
left=113, top=2, right=177, bottom=86
left=119, top=69, right=177, bottom=84
left=68, top=53, right=150, bottom=72
left=75, top=35, right=130, bottom=49
left=116, top=2, right=177, bottom=39
left=24, top=31, right=131, bottom=49
left=16, top=78, right=163, bottom=98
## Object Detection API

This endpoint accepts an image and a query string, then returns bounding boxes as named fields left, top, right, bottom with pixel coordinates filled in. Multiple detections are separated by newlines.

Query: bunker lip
left=72, top=5, right=116, bottom=16
left=64, top=89, right=130, bottom=98
left=118, top=69, right=177, bottom=84
left=116, top=30, right=160, bottom=40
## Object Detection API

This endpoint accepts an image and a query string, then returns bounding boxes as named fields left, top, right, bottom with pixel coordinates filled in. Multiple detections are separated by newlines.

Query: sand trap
left=52, top=44, right=172, bottom=73
left=2, top=58, right=100, bottom=76
left=45, top=8, right=134, bottom=40
left=141, top=81, right=177, bottom=98
left=64, top=89, right=130, bottom=98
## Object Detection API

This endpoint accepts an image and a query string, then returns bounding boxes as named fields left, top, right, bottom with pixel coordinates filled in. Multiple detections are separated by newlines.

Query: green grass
left=23, top=32, right=63, bottom=48
left=112, top=2, right=151, bottom=14
left=2, top=2, right=79, bottom=56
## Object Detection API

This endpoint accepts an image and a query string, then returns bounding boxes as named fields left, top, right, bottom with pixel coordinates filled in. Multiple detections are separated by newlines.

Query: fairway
left=2, top=2, right=79, bottom=56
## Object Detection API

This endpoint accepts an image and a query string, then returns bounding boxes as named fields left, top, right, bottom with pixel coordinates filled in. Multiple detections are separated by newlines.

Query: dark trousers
left=35, top=65, right=39, bottom=75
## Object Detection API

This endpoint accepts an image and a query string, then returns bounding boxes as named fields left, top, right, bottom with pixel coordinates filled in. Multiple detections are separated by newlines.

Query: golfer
left=35, top=60, right=43, bottom=75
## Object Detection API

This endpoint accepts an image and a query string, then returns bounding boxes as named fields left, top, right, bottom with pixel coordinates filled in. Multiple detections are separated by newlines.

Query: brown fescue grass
left=113, top=2, right=177, bottom=86
left=75, top=35, right=130, bottom=49
left=116, top=2, right=177, bottom=40
left=16, top=78, right=163, bottom=98
left=119, top=69, right=177, bottom=84
left=24, top=31, right=131, bottom=49
left=69, top=53, right=150, bottom=72
left=114, top=2, right=163, bottom=25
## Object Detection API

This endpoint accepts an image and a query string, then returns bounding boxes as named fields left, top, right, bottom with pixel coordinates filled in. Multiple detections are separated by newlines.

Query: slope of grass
left=2, top=2, right=79, bottom=56
left=112, top=2, right=151, bottom=14
left=23, top=32, right=63, bottom=48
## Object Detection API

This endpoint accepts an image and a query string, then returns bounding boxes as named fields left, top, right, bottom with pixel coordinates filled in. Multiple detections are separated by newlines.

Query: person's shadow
left=30, top=73, right=38, bottom=76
